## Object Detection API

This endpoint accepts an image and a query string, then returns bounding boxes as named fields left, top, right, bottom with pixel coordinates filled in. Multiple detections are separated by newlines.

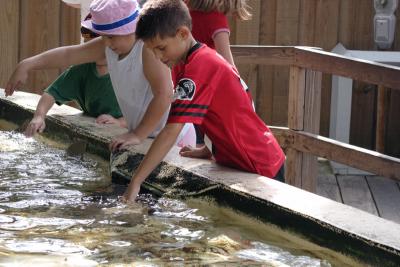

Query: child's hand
left=109, top=132, right=142, bottom=151
left=24, top=116, right=46, bottom=137
left=96, top=114, right=119, bottom=125
left=121, top=182, right=141, bottom=203
left=5, top=63, right=29, bottom=97
left=121, top=178, right=142, bottom=203
left=179, top=145, right=212, bottom=159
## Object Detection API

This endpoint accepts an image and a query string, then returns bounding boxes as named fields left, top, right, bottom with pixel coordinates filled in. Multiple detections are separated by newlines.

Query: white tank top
left=105, top=40, right=169, bottom=137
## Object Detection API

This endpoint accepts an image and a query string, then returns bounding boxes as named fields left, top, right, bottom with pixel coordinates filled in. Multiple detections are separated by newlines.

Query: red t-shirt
left=169, top=44, right=285, bottom=178
left=190, top=10, right=230, bottom=49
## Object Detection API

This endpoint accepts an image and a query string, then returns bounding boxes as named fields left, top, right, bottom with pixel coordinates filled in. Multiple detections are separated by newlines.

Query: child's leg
left=194, top=124, right=205, bottom=147
left=273, top=164, right=285, bottom=183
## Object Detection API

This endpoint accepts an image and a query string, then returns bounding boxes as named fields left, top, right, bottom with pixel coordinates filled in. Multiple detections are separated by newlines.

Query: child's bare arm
left=5, top=38, right=106, bottom=96
left=24, top=93, right=55, bottom=137
left=213, top=32, right=235, bottom=66
left=132, top=47, right=173, bottom=140
left=123, top=123, right=184, bottom=202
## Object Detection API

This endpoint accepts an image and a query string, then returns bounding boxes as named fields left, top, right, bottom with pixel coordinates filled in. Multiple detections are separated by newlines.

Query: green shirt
left=45, top=63, right=122, bottom=118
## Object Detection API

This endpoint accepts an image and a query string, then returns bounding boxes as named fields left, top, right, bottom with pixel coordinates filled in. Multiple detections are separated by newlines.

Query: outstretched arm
left=123, top=123, right=184, bottom=202
left=24, top=93, right=55, bottom=137
left=5, top=38, right=106, bottom=96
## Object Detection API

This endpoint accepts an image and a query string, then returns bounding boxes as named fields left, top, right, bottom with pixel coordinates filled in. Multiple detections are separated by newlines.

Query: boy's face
left=102, top=34, right=136, bottom=56
left=146, top=28, right=190, bottom=68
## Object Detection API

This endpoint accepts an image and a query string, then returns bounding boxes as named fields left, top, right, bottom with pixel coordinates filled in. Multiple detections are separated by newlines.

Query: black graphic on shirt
left=173, top=78, right=196, bottom=101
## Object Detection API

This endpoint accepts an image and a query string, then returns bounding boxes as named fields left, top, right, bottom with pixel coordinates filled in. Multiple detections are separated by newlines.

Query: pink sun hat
left=81, top=0, right=140, bottom=36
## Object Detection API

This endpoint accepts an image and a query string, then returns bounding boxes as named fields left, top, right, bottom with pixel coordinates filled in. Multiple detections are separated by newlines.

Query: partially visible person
left=185, top=0, right=251, bottom=66
left=24, top=14, right=124, bottom=137
left=122, top=0, right=285, bottom=202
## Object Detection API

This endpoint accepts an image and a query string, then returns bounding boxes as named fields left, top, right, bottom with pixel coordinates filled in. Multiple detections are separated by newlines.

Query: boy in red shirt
left=123, top=0, right=285, bottom=202
left=183, top=0, right=252, bottom=151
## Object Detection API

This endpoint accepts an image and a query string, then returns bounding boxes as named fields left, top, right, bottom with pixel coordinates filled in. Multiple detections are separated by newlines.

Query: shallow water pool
left=0, top=123, right=364, bottom=266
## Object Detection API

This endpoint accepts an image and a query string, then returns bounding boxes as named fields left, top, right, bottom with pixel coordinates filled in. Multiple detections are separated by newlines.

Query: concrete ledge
left=1, top=89, right=400, bottom=266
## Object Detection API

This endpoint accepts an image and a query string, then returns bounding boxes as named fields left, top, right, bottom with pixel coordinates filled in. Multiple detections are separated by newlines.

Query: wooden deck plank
left=366, top=176, right=400, bottom=224
left=337, top=175, right=378, bottom=216
left=317, top=161, right=342, bottom=202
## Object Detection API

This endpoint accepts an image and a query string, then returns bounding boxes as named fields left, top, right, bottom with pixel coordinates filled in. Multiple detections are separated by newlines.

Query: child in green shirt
left=24, top=14, right=124, bottom=137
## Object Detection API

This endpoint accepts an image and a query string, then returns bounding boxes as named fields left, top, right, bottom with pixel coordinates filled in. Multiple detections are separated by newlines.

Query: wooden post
left=288, top=66, right=305, bottom=131
left=287, top=66, right=305, bottom=187
left=376, top=85, right=389, bottom=153
left=302, top=70, right=322, bottom=191
left=286, top=66, right=321, bottom=192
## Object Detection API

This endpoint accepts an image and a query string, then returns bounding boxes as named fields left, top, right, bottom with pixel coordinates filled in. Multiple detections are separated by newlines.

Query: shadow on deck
left=317, top=159, right=400, bottom=224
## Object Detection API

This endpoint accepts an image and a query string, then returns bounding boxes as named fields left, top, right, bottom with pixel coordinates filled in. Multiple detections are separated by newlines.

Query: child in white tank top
left=6, top=0, right=195, bottom=150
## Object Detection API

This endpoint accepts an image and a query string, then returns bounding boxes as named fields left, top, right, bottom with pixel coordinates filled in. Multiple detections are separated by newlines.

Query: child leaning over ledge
left=122, top=0, right=286, bottom=202
left=183, top=0, right=253, bottom=151
left=24, top=14, right=124, bottom=137
left=6, top=0, right=194, bottom=150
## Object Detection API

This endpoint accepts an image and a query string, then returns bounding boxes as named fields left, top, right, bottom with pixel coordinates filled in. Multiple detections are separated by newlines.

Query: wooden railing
left=231, top=46, right=400, bottom=192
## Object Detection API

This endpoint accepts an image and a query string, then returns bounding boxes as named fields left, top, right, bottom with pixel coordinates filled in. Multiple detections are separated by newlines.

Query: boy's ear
left=177, top=26, right=191, bottom=40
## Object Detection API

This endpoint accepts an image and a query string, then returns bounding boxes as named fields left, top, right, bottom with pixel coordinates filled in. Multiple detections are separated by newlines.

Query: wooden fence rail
left=232, top=46, right=400, bottom=89
left=272, top=127, right=400, bottom=180
left=232, top=46, right=400, bottom=192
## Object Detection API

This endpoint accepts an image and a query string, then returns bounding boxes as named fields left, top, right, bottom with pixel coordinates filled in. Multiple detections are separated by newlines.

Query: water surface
left=0, top=125, right=364, bottom=266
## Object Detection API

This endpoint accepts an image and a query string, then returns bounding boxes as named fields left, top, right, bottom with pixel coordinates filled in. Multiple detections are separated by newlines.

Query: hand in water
left=24, top=116, right=46, bottom=137
left=121, top=182, right=141, bottom=203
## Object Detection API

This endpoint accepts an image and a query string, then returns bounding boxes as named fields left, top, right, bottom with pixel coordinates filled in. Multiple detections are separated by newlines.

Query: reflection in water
left=0, top=130, right=360, bottom=266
